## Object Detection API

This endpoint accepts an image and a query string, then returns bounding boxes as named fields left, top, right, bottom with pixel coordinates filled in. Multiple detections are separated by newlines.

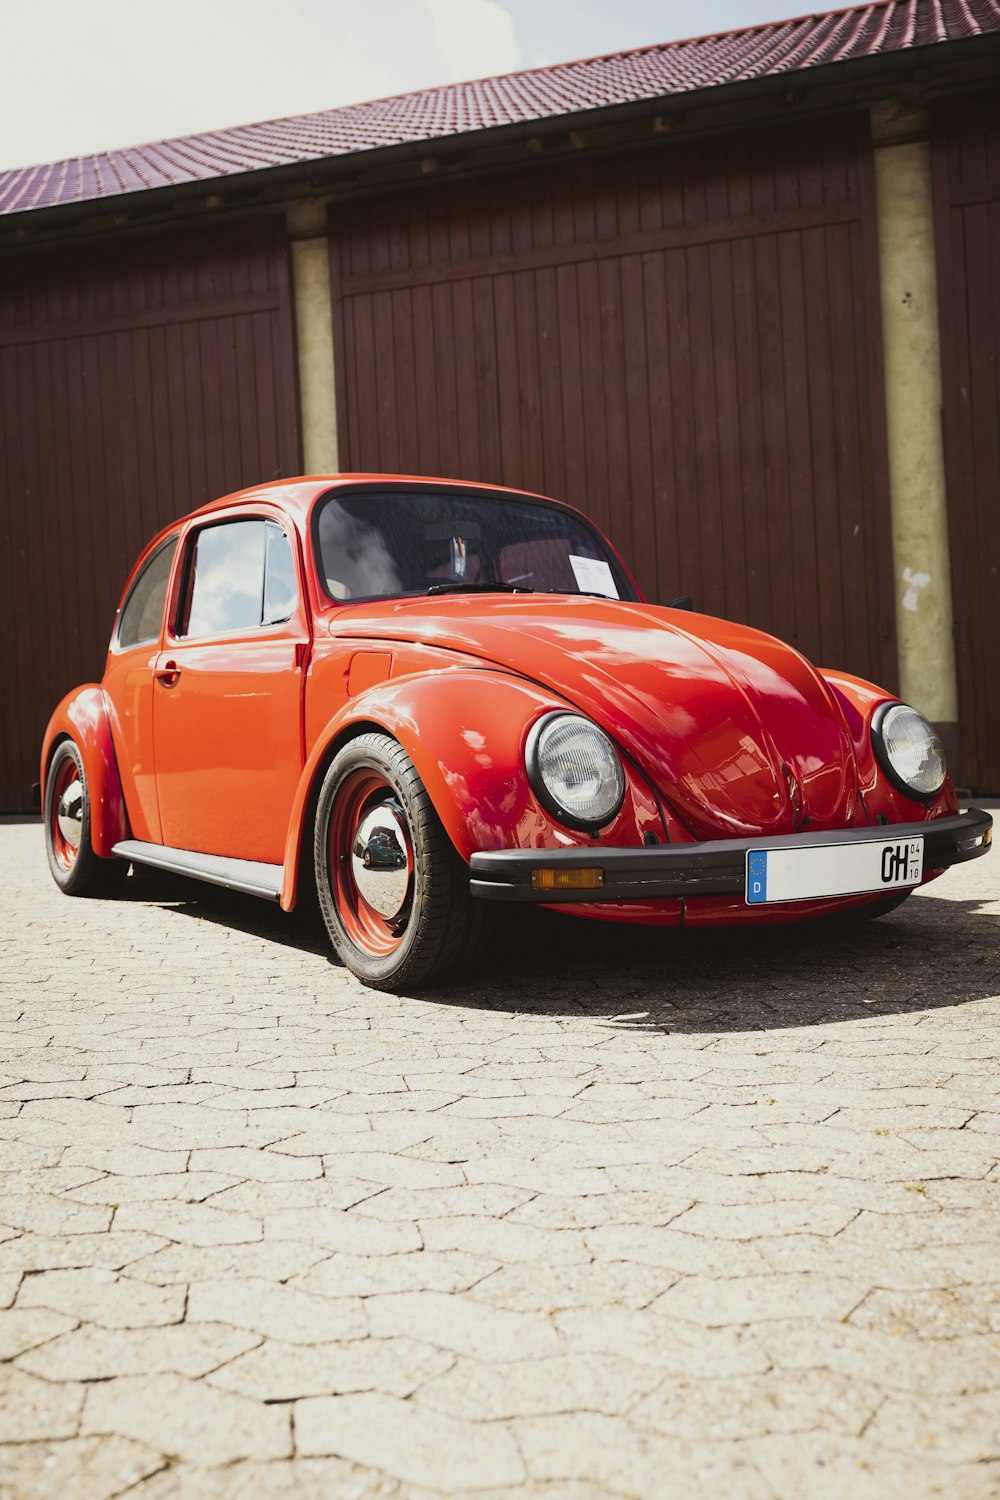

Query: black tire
left=44, top=740, right=129, bottom=898
left=314, top=732, right=488, bottom=991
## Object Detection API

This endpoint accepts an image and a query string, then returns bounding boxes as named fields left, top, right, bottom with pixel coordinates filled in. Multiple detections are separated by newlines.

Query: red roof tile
left=2, top=0, right=997, bottom=218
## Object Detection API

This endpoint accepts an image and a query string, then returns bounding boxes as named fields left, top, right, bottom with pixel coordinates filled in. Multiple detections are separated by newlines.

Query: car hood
left=337, top=596, right=859, bottom=839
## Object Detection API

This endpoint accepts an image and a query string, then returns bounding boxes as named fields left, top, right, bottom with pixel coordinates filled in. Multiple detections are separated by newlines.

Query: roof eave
left=3, top=32, right=998, bottom=238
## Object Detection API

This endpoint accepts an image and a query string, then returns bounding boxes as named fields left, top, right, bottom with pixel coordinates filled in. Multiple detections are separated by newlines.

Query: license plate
left=745, top=837, right=924, bottom=904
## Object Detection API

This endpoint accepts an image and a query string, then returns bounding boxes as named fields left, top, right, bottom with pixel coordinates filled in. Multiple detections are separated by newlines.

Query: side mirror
left=665, top=595, right=693, bottom=611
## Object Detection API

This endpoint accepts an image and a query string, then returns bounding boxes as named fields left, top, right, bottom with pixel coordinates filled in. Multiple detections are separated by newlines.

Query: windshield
left=314, top=487, right=637, bottom=604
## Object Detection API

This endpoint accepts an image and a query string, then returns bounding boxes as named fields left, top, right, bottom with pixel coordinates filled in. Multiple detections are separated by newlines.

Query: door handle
left=155, top=660, right=181, bottom=687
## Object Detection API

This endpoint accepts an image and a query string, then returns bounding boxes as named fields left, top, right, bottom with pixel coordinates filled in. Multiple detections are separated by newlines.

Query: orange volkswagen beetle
left=41, top=475, right=992, bottom=991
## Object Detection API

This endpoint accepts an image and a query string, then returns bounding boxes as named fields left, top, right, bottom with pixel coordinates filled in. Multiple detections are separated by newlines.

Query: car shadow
left=129, top=869, right=998, bottom=1034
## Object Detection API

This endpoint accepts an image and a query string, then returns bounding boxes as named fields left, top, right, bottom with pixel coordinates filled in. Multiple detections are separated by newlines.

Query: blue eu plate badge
left=747, top=851, right=768, bottom=904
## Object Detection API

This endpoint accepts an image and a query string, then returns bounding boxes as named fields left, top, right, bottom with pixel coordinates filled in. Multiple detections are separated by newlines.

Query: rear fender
left=40, top=687, right=130, bottom=858
left=281, top=669, right=656, bottom=911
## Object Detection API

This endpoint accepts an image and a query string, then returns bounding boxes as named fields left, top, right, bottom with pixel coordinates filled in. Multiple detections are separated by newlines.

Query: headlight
left=526, top=713, right=626, bottom=830
left=872, top=702, right=947, bottom=800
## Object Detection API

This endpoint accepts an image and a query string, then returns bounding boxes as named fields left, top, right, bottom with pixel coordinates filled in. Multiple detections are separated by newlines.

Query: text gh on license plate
left=745, top=837, right=924, bottom=905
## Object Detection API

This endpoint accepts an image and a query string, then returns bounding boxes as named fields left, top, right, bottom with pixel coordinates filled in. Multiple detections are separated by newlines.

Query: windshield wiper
left=425, top=582, right=534, bottom=595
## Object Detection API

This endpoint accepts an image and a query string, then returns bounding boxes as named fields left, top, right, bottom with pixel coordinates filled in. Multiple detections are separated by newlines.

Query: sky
left=1, top=0, right=819, bottom=171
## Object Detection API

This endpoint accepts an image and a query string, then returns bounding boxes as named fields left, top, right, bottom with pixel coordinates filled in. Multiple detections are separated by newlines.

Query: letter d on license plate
left=745, top=837, right=924, bottom=904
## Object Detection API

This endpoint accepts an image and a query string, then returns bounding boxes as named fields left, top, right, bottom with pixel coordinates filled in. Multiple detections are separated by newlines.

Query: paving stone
left=0, top=1271, right=22, bottom=1308
left=0, top=1194, right=113, bottom=1236
left=554, top=1307, right=770, bottom=1375
left=419, top=1215, right=590, bottom=1266
left=668, top=1199, right=860, bottom=1239
left=582, top=1225, right=772, bottom=1278
left=0, top=1231, right=167, bottom=1274
left=208, top=1177, right=386, bottom=1214
left=124, top=1237, right=330, bottom=1285
left=16, top=1268, right=185, bottom=1328
left=0, top=1436, right=165, bottom=1500
left=367, top=1290, right=561, bottom=1360
left=82, top=1372, right=292, bottom=1463
left=0, top=1307, right=77, bottom=1361
left=512, top=1412, right=769, bottom=1494
left=653, top=1272, right=868, bottom=1326
left=188, top=1146, right=322, bottom=1180
left=352, top=1184, right=533, bottom=1222
left=472, top=1261, right=678, bottom=1312
left=848, top=1285, right=1000, bottom=1336
left=123, top=1456, right=406, bottom=1499
left=186, top=1276, right=367, bottom=1343
left=294, top=1248, right=497, bottom=1297
left=112, top=1202, right=262, bottom=1245
left=0, top=1367, right=85, bottom=1443
left=632, top=1368, right=882, bottom=1440
left=262, top=1208, right=422, bottom=1254
left=295, top=1391, right=526, bottom=1489
left=865, top=1390, right=1000, bottom=1464
left=207, top=1335, right=453, bottom=1400
left=320, top=1151, right=468, bottom=1190
left=741, top=1433, right=998, bottom=1500
left=17, top=1322, right=260, bottom=1381
left=756, top=1234, right=1000, bottom=1290
left=756, top=1319, right=1000, bottom=1396
left=64, top=1172, right=239, bottom=1204
left=508, top=1192, right=697, bottom=1231
left=417, top=1352, right=663, bottom=1420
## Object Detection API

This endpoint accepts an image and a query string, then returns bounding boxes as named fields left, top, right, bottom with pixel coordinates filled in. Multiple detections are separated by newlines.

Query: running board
left=112, top=840, right=283, bottom=902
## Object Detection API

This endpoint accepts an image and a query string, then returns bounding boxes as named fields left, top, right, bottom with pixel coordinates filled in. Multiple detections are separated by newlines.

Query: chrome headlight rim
left=871, top=700, right=947, bottom=803
left=525, top=711, right=626, bottom=832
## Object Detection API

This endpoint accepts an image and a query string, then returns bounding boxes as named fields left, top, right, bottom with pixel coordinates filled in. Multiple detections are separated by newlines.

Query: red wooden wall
left=932, top=93, right=1000, bottom=793
left=330, top=116, right=897, bottom=695
left=0, top=218, right=300, bottom=811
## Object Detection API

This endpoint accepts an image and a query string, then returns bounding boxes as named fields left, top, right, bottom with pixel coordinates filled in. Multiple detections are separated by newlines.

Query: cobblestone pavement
left=0, top=818, right=998, bottom=1499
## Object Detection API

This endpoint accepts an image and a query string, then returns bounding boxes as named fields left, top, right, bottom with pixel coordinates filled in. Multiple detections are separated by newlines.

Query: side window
left=117, top=537, right=177, bottom=650
left=180, top=519, right=297, bottom=639
left=263, top=524, right=297, bottom=625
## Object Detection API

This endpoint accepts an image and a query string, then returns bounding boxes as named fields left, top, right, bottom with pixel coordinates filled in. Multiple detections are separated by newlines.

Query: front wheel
left=44, top=741, right=129, bottom=897
left=314, top=733, right=488, bottom=991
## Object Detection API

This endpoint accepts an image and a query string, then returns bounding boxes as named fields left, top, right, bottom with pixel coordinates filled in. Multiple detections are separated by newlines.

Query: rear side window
left=117, top=537, right=177, bottom=650
left=180, top=519, right=297, bottom=639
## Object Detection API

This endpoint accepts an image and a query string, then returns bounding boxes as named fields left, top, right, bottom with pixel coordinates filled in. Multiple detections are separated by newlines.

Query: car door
left=103, top=533, right=180, bottom=844
left=151, top=511, right=308, bottom=863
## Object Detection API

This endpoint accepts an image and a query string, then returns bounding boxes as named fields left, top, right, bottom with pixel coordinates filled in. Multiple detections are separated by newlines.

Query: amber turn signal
left=530, top=867, right=604, bottom=890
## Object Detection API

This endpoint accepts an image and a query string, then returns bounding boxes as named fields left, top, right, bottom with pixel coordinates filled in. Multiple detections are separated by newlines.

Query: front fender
left=821, top=669, right=958, bottom=822
left=280, top=669, right=664, bottom=911
left=40, top=687, right=130, bottom=858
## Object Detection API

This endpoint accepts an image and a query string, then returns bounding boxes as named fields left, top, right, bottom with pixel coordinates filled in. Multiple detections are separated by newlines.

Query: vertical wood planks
left=932, top=93, right=1000, bottom=791
left=0, top=217, right=300, bottom=810
left=330, top=117, right=895, bottom=698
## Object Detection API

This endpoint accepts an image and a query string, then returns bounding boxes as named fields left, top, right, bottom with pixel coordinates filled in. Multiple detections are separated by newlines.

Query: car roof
left=184, top=473, right=560, bottom=526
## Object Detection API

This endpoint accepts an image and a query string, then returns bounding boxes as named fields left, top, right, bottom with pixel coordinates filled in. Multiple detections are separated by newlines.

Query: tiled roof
left=2, top=0, right=998, bottom=218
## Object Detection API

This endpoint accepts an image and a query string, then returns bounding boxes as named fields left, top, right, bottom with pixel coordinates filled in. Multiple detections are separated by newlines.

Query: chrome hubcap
left=351, top=800, right=412, bottom=918
left=57, top=781, right=83, bottom=849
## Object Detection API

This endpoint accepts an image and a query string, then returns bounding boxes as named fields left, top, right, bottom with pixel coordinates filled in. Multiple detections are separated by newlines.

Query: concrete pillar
left=871, top=101, right=957, bottom=749
left=287, top=199, right=339, bottom=474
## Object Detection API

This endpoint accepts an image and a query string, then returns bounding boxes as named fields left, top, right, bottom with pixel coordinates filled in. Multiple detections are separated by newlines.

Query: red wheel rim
left=328, top=770, right=414, bottom=956
left=50, top=757, right=82, bottom=871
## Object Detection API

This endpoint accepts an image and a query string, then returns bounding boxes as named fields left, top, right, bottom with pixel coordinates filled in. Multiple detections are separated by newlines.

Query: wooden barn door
left=0, top=218, right=300, bottom=811
left=330, top=116, right=896, bottom=694
left=933, top=95, right=1000, bottom=793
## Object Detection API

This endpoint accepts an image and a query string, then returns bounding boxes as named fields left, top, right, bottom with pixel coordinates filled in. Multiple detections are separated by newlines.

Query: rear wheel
left=314, top=733, right=487, bottom=991
left=44, top=741, right=128, bottom=897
